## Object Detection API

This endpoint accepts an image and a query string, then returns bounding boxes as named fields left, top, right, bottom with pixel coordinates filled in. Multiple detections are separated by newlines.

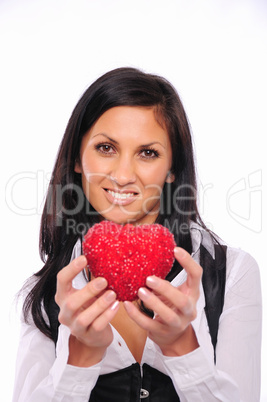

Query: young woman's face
left=75, top=106, right=174, bottom=225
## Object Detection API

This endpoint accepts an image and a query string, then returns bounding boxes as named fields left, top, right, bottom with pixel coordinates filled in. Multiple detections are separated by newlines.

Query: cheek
left=142, top=163, right=170, bottom=186
left=79, top=160, right=103, bottom=198
left=81, top=154, right=107, bottom=182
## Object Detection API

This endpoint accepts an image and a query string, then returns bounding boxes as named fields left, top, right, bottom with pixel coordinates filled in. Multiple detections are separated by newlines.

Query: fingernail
left=146, top=276, right=160, bottom=288
left=93, top=277, right=107, bottom=290
left=174, top=247, right=186, bottom=259
left=110, top=300, right=120, bottom=311
left=124, top=301, right=134, bottom=312
left=75, top=255, right=87, bottom=268
left=104, top=290, right=116, bottom=302
left=138, top=287, right=149, bottom=299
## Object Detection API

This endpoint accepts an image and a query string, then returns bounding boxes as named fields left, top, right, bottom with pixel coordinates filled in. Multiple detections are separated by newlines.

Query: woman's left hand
left=124, top=247, right=202, bottom=356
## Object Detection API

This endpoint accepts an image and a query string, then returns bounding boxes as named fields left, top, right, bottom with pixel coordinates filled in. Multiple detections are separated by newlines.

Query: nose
left=109, top=156, right=136, bottom=186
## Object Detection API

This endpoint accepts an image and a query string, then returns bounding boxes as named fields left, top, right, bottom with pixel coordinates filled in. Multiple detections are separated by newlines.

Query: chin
left=100, top=215, right=137, bottom=226
left=100, top=211, right=158, bottom=226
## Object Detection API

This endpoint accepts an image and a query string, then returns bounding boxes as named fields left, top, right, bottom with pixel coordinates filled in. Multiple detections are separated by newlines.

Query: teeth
left=107, top=190, right=135, bottom=199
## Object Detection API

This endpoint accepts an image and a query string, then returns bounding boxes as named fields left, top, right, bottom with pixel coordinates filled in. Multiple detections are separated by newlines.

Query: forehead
left=87, top=106, right=170, bottom=144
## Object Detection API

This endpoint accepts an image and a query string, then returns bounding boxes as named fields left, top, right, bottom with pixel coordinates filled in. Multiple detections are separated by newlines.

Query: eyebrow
left=92, top=133, right=166, bottom=149
left=92, top=133, right=119, bottom=144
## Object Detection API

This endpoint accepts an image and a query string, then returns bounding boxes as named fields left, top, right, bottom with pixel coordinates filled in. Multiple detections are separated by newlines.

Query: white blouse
left=12, top=225, right=262, bottom=401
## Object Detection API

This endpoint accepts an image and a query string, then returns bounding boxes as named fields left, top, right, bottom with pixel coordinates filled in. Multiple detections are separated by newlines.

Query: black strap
left=200, top=244, right=227, bottom=356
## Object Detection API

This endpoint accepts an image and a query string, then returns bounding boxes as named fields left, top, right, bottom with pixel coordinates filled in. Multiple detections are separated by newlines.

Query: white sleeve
left=155, top=248, right=262, bottom=402
left=12, top=322, right=102, bottom=402
left=216, top=248, right=262, bottom=401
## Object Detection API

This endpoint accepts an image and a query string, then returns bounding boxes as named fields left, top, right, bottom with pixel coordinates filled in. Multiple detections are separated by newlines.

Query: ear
left=74, top=159, right=82, bottom=173
left=165, top=172, right=175, bottom=183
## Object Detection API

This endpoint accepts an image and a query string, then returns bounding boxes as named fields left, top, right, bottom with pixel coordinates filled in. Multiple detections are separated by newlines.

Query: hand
left=55, top=255, right=120, bottom=366
left=124, top=247, right=202, bottom=356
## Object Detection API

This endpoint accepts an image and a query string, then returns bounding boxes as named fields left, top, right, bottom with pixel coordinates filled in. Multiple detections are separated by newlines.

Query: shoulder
left=19, top=275, right=39, bottom=308
left=19, top=275, right=49, bottom=325
left=224, top=246, right=261, bottom=303
left=226, top=246, right=260, bottom=279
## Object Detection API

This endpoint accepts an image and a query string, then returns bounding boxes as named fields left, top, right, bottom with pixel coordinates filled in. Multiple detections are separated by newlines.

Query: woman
left=13, top=67, right=262, bottom=401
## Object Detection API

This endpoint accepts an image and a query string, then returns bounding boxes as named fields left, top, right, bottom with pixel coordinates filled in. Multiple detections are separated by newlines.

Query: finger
left=72, top=290, right=117, bottom=332
left=138, top=287, right=192, bottom=326
left=56, top=255, right=88, bottom=296
left=59, top=277, right=109, bottom=320
left=174, top=247, right=202, bottom=288
left=91, top=300, right=120, bottom=332
left=145, top=277, right=196, bottom=317
left=123, top=301, right=162, bottom=332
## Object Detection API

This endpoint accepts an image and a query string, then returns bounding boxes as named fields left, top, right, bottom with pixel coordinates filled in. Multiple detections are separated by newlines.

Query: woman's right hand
left=55, top=255, right=119, bottom=367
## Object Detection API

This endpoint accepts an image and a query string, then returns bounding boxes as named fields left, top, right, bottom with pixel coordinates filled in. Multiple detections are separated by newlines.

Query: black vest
left=50, top=244, right=227, bottom=401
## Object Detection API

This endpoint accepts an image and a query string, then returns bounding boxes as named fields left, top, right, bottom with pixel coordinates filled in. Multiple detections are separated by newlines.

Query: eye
left=140, top=148, right=160, bottom=159
left=95, top=143, right=116, bottom=155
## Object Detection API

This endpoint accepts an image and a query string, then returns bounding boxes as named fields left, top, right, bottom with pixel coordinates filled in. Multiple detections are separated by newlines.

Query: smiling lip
left=104, top=188, right=139, bottom=205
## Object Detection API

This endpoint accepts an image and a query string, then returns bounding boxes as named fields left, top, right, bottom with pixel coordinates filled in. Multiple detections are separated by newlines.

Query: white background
left=1, top=0, right=266, bottom=400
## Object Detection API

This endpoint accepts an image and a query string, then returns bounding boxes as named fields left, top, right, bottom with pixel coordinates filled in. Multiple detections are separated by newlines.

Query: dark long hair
left=22, top=67, right=208, bottom=339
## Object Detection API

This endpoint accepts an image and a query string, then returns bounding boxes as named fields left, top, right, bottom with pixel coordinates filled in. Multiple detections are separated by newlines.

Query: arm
left=124, top=247, right=262, bottom=401
left=12, top=321, right=102, bottom=402
left=215, top=248, right=262, bottom=401
left=13, top=256, right=120, bottom=401
left=161, top=248, right=262, bottom=401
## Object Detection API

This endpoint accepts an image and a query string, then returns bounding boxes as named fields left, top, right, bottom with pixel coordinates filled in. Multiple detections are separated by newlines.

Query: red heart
left=82, top=221, right=176, bottom=301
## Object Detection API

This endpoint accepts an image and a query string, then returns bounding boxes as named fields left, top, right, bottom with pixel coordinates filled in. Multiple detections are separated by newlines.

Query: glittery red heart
left=82, top=221, right=176, bottom=301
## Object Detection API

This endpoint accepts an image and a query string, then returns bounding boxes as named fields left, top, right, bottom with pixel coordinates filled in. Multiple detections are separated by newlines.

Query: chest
left=110, top=303, right=148, bottom=364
